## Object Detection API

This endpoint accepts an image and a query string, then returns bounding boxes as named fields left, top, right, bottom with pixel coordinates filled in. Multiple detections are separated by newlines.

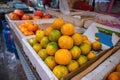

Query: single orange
left=116, top=64, right=120, bottom=72
left=55, top=49, right=72, bottom=65
left=58, top=36, right=73, bottom=49
left=27, top=23, right=38, bottom=32
left=61, top=23, right=75, bottom=35
left=108, top=72, right=120, bottom=80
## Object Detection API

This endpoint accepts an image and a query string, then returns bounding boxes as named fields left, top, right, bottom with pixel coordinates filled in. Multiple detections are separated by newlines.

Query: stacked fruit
left=18, top=21, right=40, bottom=36
left=27, top=18, right=102, bottom=79
left=8, top=9, right=52, bottom=20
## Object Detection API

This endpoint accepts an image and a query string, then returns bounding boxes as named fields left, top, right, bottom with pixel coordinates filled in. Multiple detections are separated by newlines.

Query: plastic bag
left=59, top=0, right=70, bottom=15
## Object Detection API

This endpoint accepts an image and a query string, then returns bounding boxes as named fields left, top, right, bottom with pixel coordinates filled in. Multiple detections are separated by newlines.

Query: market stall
left=2, top=0, right=120, bottom=80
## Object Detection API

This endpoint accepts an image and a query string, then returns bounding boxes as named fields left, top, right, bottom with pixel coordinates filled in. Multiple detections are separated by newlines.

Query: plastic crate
left=22, top=36, right=58, bottom=80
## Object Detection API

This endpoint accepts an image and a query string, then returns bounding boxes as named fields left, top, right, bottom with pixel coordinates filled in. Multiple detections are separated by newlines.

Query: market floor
left=0, top=30, right=26, bottom=80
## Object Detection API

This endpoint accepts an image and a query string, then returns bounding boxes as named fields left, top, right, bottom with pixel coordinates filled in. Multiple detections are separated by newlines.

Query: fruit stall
left=3, top=1, right=120, bottom=80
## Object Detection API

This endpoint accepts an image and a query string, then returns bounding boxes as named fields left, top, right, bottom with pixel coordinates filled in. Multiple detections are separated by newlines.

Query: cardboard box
left=83, top=22, right=120, bottom=50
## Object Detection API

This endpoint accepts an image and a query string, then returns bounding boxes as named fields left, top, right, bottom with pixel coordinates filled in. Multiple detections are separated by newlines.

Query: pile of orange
left=18, top=21, right=40, bottom=36
left=27, top=18, right=102, bottom=79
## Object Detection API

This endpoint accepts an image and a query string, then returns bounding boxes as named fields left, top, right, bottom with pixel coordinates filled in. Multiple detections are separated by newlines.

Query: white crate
left=22, top=36, right=58, bottom=80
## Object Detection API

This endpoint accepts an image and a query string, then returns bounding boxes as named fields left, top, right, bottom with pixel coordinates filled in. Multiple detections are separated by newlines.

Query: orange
left=18, top=25, right=23, bottom=30
left=20, top=27, right=27, bottom=33
left=58, top=36, right=73, bottom=49
left=44, top=56, right=57, bottom=70
left=70, top=46, right=81, bottom=59
left=87, top=51, right=97, bottom=60
left=52, top=18, right=65, bottom=30
left=67, top=60, right=79, bottom=72
left=108, top=72, right=120, bottom=80
left=77, top=55, right=88, bottom=66
left=82, top=35, right=88, bottom=41
left=44, top=26, right=53, bottom=36
left=32, top=43, right=42, bottom=53
left=46, top=42, right=59, bottom=56
left=48, top=30, right=61, bottom=42
left=24, top=20, right=33, bottom=25
left=40, top=36, right=49, bottom=48
left=61, top=23, right=75, bottom=35
left=80, top=42, right=91, bottom=55
left=55, top=49, right=72, bottom=65
left=116, top=64, right=120, bottom=72
left=28, top=31, right=34, bottom=35
left=72, top=33, right=83, bottom=46
left=92, top=41, right=102, bottom=50
left=18, top=21, right=39, bottom=36
left=53, top=65, right=68, bottom=79
left=38, top=49, right=48, bottom=60
left=35, top=30, right=45, bottom=42
left=23, top=31, right=30, bottom=36
left=27, top=23, right=38, bottom=32
left=83, top=40, right=91, bottom=46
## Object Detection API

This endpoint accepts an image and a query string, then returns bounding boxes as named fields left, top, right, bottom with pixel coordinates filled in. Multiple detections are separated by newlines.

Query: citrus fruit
left=40, top=36, right=49, bottom=48
left=80, top=42, right=91, bottom=55
left=24, top=21, right=33, bottom=25
left=116, top=64, right=120, bottom=72
left=87, top=51, right=97, bottom=60
left=77, top=55, right=88, bottom=66
left=38, top=49, right=48, bottom=60
left=67, top=60, right=79, bottom=72
left=55, top=49, right=72, bottom=65
left=27, top=37, right=37, bottom=46
left=46, top=42, right=59, bottom=56
left=44, top=26, right=53, bottom=36
left=108, top=72, right=120, bottom=80
left=70, top=46, right=81, bottom=59
left=82, top=35, right=88, bottom=41
left=48, top=30, right=61, bottom=42
left=61, top=23, right=75, bottom=35
left=52, top=18, right=65, bottom=30
left=72, top=33, right=83, bottom=46
left=44, top=56, right=57, bottom=70
left=35, top=30, right=45, bottom=42
left=58, top=36, right=73, bottom=49
left=53, top=65, right=68, bottom=79
left=33, top=43, right=42, bottom=53
left=92, top=41, right=102, bottom=50
left=83, top=40, right=91, bottom=46
left=27, top=23, right=38, bottom=32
